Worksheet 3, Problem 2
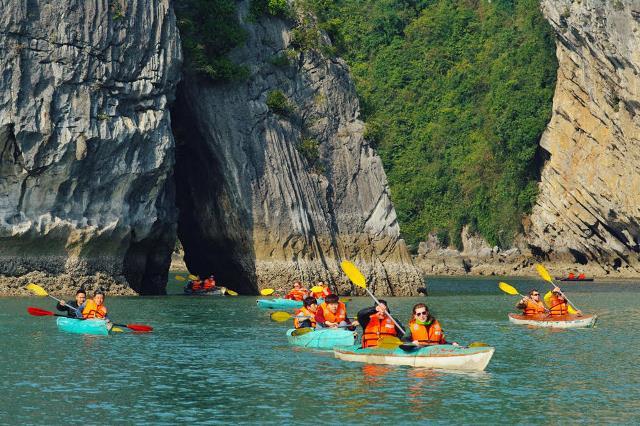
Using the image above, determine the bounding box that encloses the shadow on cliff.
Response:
[170,80,258,294]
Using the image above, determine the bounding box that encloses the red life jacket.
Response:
[362,314,397,348]
[286,288,308,301]
[312,287,332,299]
[408,319,445,345]
[294,307,317,329]
[203,278,216,290]
[191,280,202,291]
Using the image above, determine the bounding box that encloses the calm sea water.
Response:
[1,275,639,424]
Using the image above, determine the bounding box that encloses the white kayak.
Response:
[333,344,495,371]
[508,313,597,328]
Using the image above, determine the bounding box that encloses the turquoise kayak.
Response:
[56,317,109,336]
[256,298,324,310]
[333,344,495,371]
[286,328,356,349]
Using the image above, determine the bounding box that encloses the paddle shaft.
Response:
[547,282,580,312]
[49,295,83,316]
[362,286,406,336]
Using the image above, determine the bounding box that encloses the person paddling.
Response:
[203,275,216,291]
[82,290,112,330]
[56,287,86,319]
[357,300,404,348]
[548,287,581,316]
[315,294,358,330]
[311,281,331,299]
[515,289,548,316]
[293,297,318,329]
[406,303,455,346]
[285,281,309,301]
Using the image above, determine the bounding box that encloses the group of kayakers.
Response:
[57,287,112,327]
[186,275,217,292]
[515,286,581,316]
[284,280,331,301]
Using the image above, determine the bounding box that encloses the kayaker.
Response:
[56,287,86,318]
[568,272,576,280]
[548,287,581,316]
[578,273,586,279]
[316,294,358,330]
[203,275,216,291]
[285,281,309,301]
[407,303,452,346]
[191,279,203,292]
[515,289,548,316]
[82,290,111,322]
[311,281,331,299]
[357,300,405,348]
[293,297,318,329]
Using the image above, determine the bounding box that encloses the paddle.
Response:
[535,264,580,314]
[291,327,314,336]
[28,307,153,332]
[260,288,275,296]
[339,297,352,303]
[340,260,406,336]
[26,283,82,316]
[224,288,238,296]
[188,274,199,281]
[498,282,549,313]
[174,275,186,281]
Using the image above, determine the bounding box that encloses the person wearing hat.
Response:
[357,300,405,348]
[548,287,581,316]
[56,287,86,318]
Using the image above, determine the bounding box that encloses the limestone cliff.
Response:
[527,0,640,275]
[0,0,181,295]
[173,2,423,295]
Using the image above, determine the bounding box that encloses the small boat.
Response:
[555,277,594,282]
[508,313,597,328]
[56,317,110,336]
[286,328,356,349]
[256,298,325,310]
[333,344,495,371]
[183,287,226,296]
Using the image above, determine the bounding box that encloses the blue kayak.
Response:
[286,328,356,349]
[56,317,109,336]
[256,298,324,310]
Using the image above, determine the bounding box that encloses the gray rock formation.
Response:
[173,1,423,295]
[0,0,181,295]
[528,0,640,276]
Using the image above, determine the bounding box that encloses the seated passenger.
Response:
[311,281,332,299]
[191,279,203,292]
[515,289,547,316]
[547,287,581,316]
[357,300,404,348]
[57,287,86,319]
[315,294,358,330]
[407,303,449,346]
[203,275,216,291]
[294,297,318,329]
[285,281,309,301]
[568,272,576,279]
[577,273,586,279]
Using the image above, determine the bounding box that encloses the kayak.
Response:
[56,317,109,336]
[286,328,356,349]
[183,287,226,296]
[508,313,597,328]
[555,277,594,282]
[256,298,324,310]
[333,344,495,371]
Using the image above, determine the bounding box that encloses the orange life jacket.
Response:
[294,306,317,329]
[312,287,332,299]
[362,314,397,348]
[318,302,346,324]
[408,319,445,345]
[568,273,575,279]
[82,299,108,319]
[523,299,547,315]
[286,288,308,301]
[578,273,586,279]
[203,278,216,290]
[191,280,203,291]
[548,295,568,316]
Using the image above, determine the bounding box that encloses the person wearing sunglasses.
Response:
[407,303,450,346]
[516,289,548,316]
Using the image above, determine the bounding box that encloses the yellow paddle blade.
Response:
[377,335,403,349]
[341,260,366,289]
[174,275,186,281]
[468,342,489,348]
[535,264,553,283]
[111,327,124,333]
[225,289,238,296]
[568,305,578,315]
[543,291,552,307]
[25,283,48,297]
[270,311,292,322]
[498,282,519,296]
[188,274,199,281]
[260,288,275,296]
[310,285,324,293]
[339,297,351,303]
[291,327,314,336]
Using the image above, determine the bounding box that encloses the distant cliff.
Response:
[527,0,640,276]
[172,1,423,295]
[0,0,181,294]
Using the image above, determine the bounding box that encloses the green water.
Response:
[2,276,640,424]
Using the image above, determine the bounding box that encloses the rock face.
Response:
[528,0,640,275]
[0,0,181,295]
[173,2,423,295]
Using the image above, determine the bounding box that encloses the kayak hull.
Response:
[183,287,226,296]
[333,345,495,371]
[286,328,356,350]
[555,277,594,282]
[256,298,325,310]
[56,317,109,336]
[508,313,597,328]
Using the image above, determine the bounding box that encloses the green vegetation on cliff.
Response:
[305,0,557,249]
